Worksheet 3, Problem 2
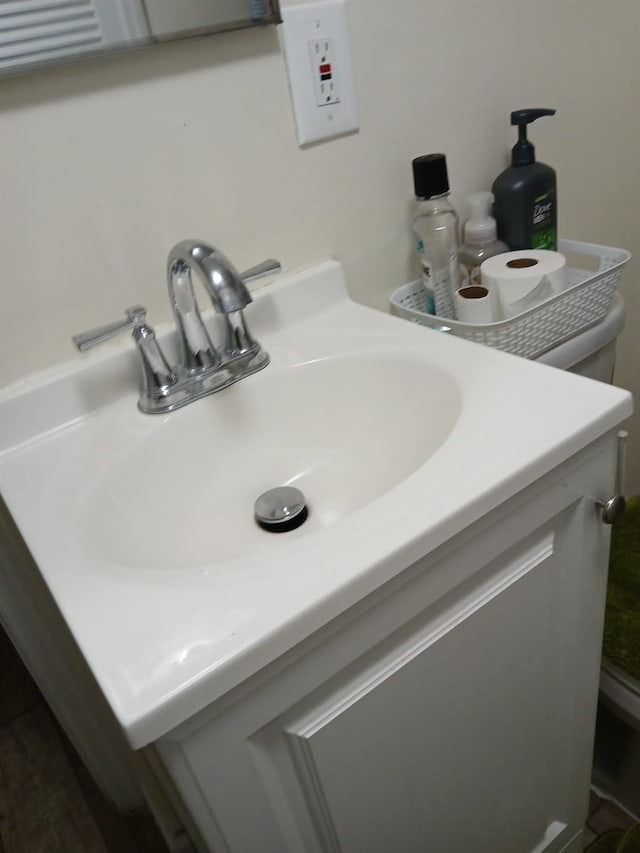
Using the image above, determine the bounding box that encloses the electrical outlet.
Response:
[309,37,340,106]
[280,0,358,146]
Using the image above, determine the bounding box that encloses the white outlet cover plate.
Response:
[280,0,359,146]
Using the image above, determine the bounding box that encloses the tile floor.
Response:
[584,789,639,848]
[0,626,168,853]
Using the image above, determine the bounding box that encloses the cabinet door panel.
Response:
[159,455,613,853]
[260,517,583,853]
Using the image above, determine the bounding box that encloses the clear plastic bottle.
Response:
[458,191,509,288]
[411,154,460,319]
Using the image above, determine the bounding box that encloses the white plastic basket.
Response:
[390,239,631,359]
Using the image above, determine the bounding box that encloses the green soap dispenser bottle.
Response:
[492,108,557,250]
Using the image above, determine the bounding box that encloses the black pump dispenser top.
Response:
[510,108,556,166]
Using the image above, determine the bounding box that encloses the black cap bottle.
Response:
[411,154,460,318]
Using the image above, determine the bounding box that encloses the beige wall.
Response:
[1,0,638,489]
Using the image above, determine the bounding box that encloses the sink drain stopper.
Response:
[254,486,308,532]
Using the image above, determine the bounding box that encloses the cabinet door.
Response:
[158,464,612,853]
[247,503,606,853]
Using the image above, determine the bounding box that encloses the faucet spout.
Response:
[168,239,277,370]
[168,240,252,315]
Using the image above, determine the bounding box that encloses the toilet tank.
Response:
[534,294,625,383]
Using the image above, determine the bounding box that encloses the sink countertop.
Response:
[0,261,633,748]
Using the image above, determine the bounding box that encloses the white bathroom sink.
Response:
[86,353,460,570]
[0,260,632,747]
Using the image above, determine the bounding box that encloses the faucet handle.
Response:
[72,306,178,412]
[239,259,282,284]
[72,305,149,351]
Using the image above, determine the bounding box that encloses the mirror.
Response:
[0,0,282,78]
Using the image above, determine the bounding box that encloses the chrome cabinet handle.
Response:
[597,430,628,525]
[597,495,626,525]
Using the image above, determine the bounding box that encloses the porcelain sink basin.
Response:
[87,352,460,570]
[0,259,631,747]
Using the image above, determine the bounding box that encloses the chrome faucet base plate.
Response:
[138,348,270,414]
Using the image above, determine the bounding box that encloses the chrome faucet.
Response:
[167,241,277,373]
[72,241,280,414]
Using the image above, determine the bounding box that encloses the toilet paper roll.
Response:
[480,250,566,315]
[455,285,497,324]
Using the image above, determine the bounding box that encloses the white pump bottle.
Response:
[458,192,509,288]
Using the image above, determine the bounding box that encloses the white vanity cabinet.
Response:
[153,434,617,853]
[2,260,631,853]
